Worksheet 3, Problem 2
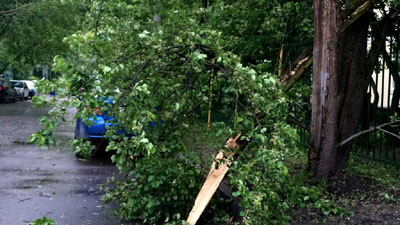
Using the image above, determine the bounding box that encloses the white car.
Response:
[11,80,29,100]
[21,80,36,98]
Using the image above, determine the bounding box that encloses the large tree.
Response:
[307,0,399,177]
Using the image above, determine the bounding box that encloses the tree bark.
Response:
[335,10,397,170]
[335,13,370,170]
[309,6,398,176]
[308,0,339,178]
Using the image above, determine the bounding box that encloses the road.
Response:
[0,100,130,225]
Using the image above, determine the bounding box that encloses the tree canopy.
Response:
[0,0,85,78]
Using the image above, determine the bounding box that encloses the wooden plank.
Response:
[186,133,241,225]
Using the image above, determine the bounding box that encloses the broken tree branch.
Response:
[339,1,374,33]
[280,1,377,92]
[281,48,313,92]
[366,10,398,74]
[186,133,242,225]
[338,120,400,146]
[377,127,400,140]
[340,0,371,19]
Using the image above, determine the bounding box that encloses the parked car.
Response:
[75,112,159,141]
[74,97,158,141]
[11,80,29,100]
[75,113,118,141]
[74,97,124,141]
[0,78,17,103]
[21,80,36,98]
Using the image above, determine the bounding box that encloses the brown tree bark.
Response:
[335,13,370,170]
[309,6,398,176]
[308,0,339,178]
[335,10,397,170]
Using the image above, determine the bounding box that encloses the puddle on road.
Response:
[0,167,23,173]
[14,178,60,189]
[70,187,100,196]
[12,140,34,146]
[15,185,37,189]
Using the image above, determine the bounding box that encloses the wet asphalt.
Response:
[0,99,131,225]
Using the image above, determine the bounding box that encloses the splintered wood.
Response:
[186,133,241,225]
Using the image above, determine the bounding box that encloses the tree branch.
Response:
[0,2,38,16]
[366,10,398,74]
[367,76,379,109]
[340,0,370,19]
[113,59,151,109]
[339,0,375,33]
[286,116,310,132]
[280,47,312,91]
[280,1,378,92]
[377,127,400,140]
[338,120,400,146]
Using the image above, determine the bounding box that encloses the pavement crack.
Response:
[18,197,33,203]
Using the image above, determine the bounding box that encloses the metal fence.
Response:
[351,20,400,165]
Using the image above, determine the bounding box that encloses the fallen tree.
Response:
[27,0,400,224]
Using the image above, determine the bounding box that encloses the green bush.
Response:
[102,153,205,224]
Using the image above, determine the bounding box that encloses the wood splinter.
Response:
[186,133,241,225]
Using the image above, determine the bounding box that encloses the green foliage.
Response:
[102,153,206,224]
[208,0,313,66]
[286,73,312,121]
[0,0,85,77]
[27,0,339,224]
[29,215,55,225]
[29,95,68,147]
[71,138,96,159]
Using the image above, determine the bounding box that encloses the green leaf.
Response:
[232,191,241,197]
[29,134,37,143]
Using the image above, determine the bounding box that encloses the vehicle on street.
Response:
[11,80,29,100]
[74,96,160,142]
[74,97,123,141]
[0,78,17,103]
[21,80,36,98]
[75,113,118,141]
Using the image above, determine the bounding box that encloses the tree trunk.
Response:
[308,0,339,178]
[335,14,370,170]
[335,10,397,170]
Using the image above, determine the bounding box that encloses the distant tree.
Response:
[0,0,85,77]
